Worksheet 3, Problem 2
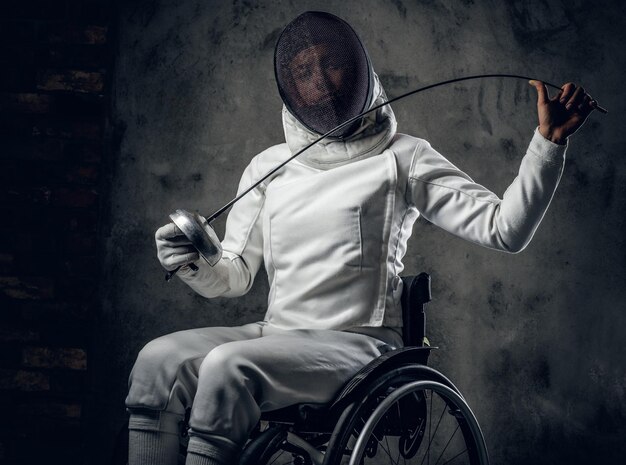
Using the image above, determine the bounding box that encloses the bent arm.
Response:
[409,128,567,253]
[177,158,265,297]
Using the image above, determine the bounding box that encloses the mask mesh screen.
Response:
[274,11,371,138]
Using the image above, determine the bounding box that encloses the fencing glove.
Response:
[155,223,201,271]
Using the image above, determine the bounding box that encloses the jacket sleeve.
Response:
[176,157,265,297]
[408,128,567,253]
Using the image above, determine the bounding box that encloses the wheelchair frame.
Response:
[238,273,490,465]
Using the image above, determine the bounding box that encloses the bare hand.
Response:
[529,80,596,145]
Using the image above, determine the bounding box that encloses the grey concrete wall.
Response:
[87,0,626,463]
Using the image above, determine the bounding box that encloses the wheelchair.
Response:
[236,273,490,465]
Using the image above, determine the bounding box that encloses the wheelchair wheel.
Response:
[250,365,488,465]
[324,370,489,465]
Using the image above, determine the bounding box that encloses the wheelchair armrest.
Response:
[401,273,431,347]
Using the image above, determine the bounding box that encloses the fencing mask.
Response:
[274,11,373,138]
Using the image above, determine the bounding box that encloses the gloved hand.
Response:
[155,223,200,271]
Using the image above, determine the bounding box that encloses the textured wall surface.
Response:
[90,0,626,463]
[0,2,112,464]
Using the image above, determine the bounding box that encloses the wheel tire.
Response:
[323,366,489,465]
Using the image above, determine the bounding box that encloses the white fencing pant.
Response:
[125,321,402,463]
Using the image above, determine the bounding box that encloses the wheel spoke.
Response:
[383,434,394,464]
[419,391,447,465]
[385,418,400,465]
[428,394,450,447]
[439,448,468,465]
[433,423,460,465]
[375,434,398,464]
[429,390,433,465]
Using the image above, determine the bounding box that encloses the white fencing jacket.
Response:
[178,75,567,330]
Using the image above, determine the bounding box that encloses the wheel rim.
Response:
[346,380,489,465]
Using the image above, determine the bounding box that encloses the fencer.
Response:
[125,11,596,465]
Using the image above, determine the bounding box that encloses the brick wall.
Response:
[0,2,113,463]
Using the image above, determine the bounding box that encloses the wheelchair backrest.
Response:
[400,273,431,347]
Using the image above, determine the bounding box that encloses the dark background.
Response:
[1,1,625,464]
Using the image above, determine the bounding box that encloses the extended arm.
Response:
[409,130,565,253]
[408,81,596,252]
